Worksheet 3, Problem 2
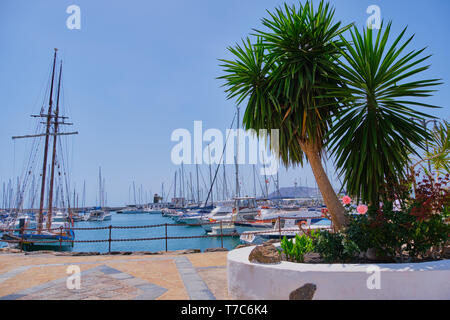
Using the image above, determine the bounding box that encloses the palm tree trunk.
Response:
[298,138,348,230]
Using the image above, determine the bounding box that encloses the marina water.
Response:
[0,212,241,253]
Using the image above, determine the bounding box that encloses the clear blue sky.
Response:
[0,0,448,206]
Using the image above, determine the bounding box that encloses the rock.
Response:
[303,252,323,263]
[0,248,22,254]
[289,283,317,300]
[174,249,201,255]
[365,248,390,261]
[54,252,100,256]
[444,245,450,260]
[204,247,229,253]
[24,250,56,255]
[130,251,161,255]
[263,239,280,245]
[365,248,379,260]
[235,244,253,249]
[248,244,281,264]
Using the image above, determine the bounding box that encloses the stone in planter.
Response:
[263,239,280,245]
[204,248,229,253]
[289,283,317,300]
[248,244,281,264]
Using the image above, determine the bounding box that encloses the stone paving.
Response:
[0,250,231,300]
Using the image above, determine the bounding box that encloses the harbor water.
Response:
[1,212,241,253]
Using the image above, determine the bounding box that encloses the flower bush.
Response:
[313,230,359,263]
[345,174,449,260]
[277,173,448,263]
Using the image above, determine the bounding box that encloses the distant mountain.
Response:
[268,186,321,199]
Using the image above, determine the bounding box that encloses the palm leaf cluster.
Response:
[219,1,351,166]
[324,22,441,204]
[426,120,450,178]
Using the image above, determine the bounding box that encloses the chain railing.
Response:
[0,215,331,253]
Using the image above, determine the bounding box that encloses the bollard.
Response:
[220,220,223,248]
[59,226,63,251]
[165,223,168,252]
[20,227,24,252]
[108,225,112,254]
[278,216,281,242]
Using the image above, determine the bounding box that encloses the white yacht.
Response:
[239,218,332,245]
[86,210,112,222]
[201,197,259,233]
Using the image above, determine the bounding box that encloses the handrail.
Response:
[0,216,331,253]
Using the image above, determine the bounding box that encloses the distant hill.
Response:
[268,186,321,199]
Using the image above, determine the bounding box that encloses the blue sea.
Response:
[1,212,241,253]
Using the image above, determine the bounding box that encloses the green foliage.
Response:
[425,120,450,178]
[346,175,449,260]
[323,22,441,205]
[281,234,314,262]
[313,230,359,263]
[219,0,351,166]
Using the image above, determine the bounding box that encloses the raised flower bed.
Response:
[227,244,450,300]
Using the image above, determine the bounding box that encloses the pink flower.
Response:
[357,205,368,214]
[342,196,352,205]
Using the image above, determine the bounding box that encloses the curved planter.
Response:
[228,245,450,300]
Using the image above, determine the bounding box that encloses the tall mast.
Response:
[181,162,185,201]
[38,48,57,233]
[46,60,62,229]
[253,164,257,198]
[82,180,86,208]
[208,144,213,206]
[196,162,200,204]
[223,160,227,200]
[235,106,240,198]
[99,167,102,207]
[174,171,177,201]
[262,152,268,198]
[189,172,193,203]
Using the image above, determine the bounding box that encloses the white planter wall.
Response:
[228,245,450,300]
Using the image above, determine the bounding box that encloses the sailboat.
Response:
[1,49,76,251]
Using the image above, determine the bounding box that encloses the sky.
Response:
[0,0,449,207]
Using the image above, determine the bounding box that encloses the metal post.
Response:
[165,223,168,252]
[220,220,223,248]
[20,227,24,252]
[59,226,63,251]
[278,216,281,242]
[108,225,112,254]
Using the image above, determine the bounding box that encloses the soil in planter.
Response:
[280,252,448,264]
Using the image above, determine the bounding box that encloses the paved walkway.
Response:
[0,251,231,300]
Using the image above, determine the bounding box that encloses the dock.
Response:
[0,249,231,300]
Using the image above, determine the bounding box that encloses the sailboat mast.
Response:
[208,145,213,206]
[223,160,227,200]
[46,60,62,229]
[99,167,102,207]
[253,164,256,198]
[133,181,136,206]
[174,172,177,201]
[196,162,200,204]
[235,106,240,198]
[38,48,57,233]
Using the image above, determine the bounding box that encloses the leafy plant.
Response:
[313,230,359,263]
[281,234,315,262]
[346,174,449,260]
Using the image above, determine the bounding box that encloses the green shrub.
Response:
[280,234,314,262]
[313,230,359,263]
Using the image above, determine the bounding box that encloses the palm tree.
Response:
[324,22,441,206]
[411,120,449,181]
[219,1,352,229]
